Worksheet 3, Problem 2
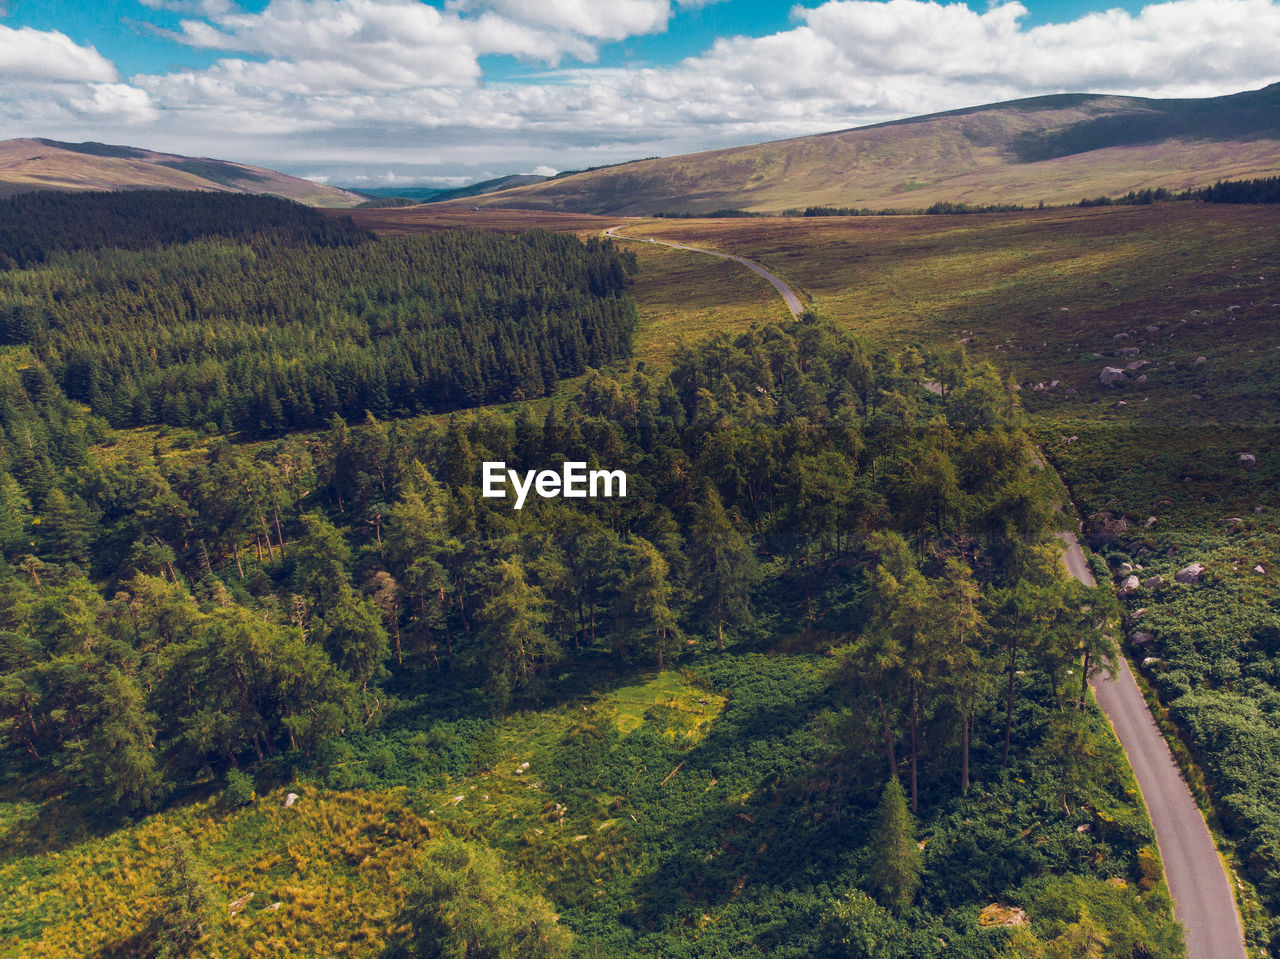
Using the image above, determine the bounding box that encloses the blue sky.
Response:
[1,0,1276,186]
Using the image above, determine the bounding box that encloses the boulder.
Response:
[1118,562,1134,574]
[1142,657,1161,668]
[1195,356,1207,365]
[1142,576,1164,590]
[978,904,1030,928]
[1256,565,1266,575]
[1144,516,1158,528]
[1117,346,1141,357]
[283,792,300,809]
[1119,575,1141,596]
[1126,608,1147,626]
[1175,563,1206,584]
[1239,453,1257,469]
[1125,359,1149,371]
[1131,631,1156,646]
[1100,367,1127,387]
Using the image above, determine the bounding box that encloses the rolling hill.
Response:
[447,83,1280,215]
[0,137,363,208]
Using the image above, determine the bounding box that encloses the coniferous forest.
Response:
[0,192,1186,957]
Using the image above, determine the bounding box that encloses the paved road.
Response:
[1057,529,1245,959]
[604,226,804,317]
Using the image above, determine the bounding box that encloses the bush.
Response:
[224,770,255,807]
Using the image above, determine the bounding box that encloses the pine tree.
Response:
[865,777,921,913]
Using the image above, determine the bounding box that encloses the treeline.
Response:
[651,209,767,218]
[0,190,372,269]
[0,314,1112,818]
[798,202,1034,217]
[0,227,638,435]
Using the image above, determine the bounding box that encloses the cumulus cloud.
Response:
[0,24,119,82]
[5,0,1279,179]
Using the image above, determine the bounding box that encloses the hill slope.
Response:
[0,138,363,208]
[451,83,1280,214]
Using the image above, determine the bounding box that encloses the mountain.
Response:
[0,138,363,208]
[447,83,1280,215]
[350,173,551,205]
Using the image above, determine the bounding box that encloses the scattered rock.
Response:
[1113,332,1129,340]
[1119,563,1134,574]
[1195,356,1207,365]
[1076,823,1092,833]
[1131,631,1156,646]
[283,792,300,809]
[229,892,254,916]
[1228,305,1241,312]
[1256,565,1266,575]
[1221,517,1244,528]
[1175,563,1206,584]
[1255,506,1266,513]
[979,904,1030,928]
[1126,609,1147,626]
[1100,367,1127,387]
[1117,346,1141,357]
[1136,374,1148,384]
[1191,394,1202,400]
[1142,576,1164,590]
[1142,657,1161,668]
[268,902,282,912]
[1144,516,1158,528]
[1239,453,1257,469]
[1119,575,1141,596]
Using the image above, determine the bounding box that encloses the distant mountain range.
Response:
[5,83,1278,215]
[448,83,1280,214]
[0,138,363,208]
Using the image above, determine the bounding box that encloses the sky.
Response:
[1,0,1278,188]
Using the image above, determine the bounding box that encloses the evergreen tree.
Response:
[865,777,921,913]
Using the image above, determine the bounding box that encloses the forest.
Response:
[0,193,1182,957]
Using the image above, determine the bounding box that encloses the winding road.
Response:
[603,226,804,317]
[612,223,1247,959]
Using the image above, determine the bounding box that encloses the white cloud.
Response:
[5,0,1279,181]
[0,24,118,82]
[530,164,559,176]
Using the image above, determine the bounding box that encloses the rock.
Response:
[1086,512,1129,548]
[1142,576,1164,590]
[1136,374,1148,383]
[978,904,1030,928]
[1131,631,1156,646]
[1228,305,1241,312]
[1256,565,1266,575]
[1119,575,1141,596]
[1114,332,1129,340]
[283,792,300,809]
[1255,506,1266,513]
[1239,453,1257,469]
[1195,356,1207,365]
[1050,380,1060,388]
[229,892,255,916]
[268,902,282,912]
[1118,562,1134,574]
[1126,608,1147,626]
[1221,517,1243,527]
[1077,823,1092,833]
[1144,516,1158,528]
[1117,346,1141,357]
[1124,360,1148,371]
[1142,657,1161,668]
[1100,367,1127,387]
[1175,563,1206,584]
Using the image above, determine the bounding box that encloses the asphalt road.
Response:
[613,224,1245,956]
[603,227,804,317]
[1057,530,1245,959]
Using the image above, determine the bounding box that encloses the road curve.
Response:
[1058,529,1245,959]
[604,226,804,318]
